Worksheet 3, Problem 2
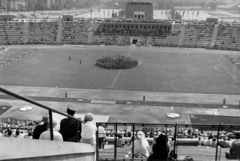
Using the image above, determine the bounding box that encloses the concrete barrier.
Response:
[0,137,95,161]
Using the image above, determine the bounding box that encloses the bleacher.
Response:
[182,25,198,47]
[61,21,93,44]
[0,21,240,51]
[196,25,214,48]
[228,27,240,50]
[216,26,233,49]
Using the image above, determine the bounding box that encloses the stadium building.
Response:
[125,2,153,20]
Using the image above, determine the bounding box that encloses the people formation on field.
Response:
[96,55,138,69]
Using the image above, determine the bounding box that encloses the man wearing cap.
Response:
[60,105,82,142]
[40,119,63,141]
[33,116,49,139]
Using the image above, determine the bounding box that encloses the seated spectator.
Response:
[125,131,150,158]
[226,140,240,159]
[199,137,207,146]
[117,135,125,147]
[221,137,231,148]
[60,105,82,142]
[33,116,49,139]
[39,119,63,141]
[232,140,240,160]
[205,137,212,147]
[5,129,12,137]
[24,131,33,139]
[80,113,97,145]
[147,134,170,161]
[212,137,217,148]
[14,129,21,138]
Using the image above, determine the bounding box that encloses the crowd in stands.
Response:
[29,22,58,44]
[0,20,240,50]
[94,27,170,37]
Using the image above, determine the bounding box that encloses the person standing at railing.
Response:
[60,105,82,142]
[98,125,106,149]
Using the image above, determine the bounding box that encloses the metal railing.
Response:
[0,87,80,141]
[96,122,240,161]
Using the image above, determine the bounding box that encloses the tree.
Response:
[201,2,205,9]
[208,0,218,10]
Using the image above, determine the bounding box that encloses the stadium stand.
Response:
[196,24,214,48]
[0,21,240,50]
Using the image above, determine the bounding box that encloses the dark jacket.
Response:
[60,118,81,142]
[32,123,48,139]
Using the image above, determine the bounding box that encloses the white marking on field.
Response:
[217,59,238,82]
[111,52,131,88]
[0,106,14,118]
[214,64,226,73]
[3,53,44,74]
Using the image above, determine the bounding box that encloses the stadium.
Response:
[1,0,240,161]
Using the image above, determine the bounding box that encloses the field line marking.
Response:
[127,52,131,57]
[217,59,238,82]
[0,105,14,118]
[111,52,131,88]
[3,52,44,74]
[111,70,122,88]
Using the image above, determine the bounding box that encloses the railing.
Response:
[0,87,80,141]
[96,122,240,161]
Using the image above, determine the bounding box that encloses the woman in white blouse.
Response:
[80,113,97,145]
[125,131,150,158]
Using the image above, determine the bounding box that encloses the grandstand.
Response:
[0,20,240,49]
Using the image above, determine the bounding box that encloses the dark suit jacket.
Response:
[60,118,81,142]
[32,123,49,139]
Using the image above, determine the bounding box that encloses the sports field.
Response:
[1,45,240,95]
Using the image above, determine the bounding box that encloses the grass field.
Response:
[1,45,240,95]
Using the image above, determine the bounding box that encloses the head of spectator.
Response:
[42,116,49,125]
[15,129,20,137]
[67,104,75,116]
[148,134,170,161]
[231,140,240,160]
[84,113,93,122]
[7,129,12,137]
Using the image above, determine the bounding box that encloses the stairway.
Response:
[210,25,219,47]
[23,23,29,44]
[56,21,63,43]
[178,25,185,46]
[88,32,94,43]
